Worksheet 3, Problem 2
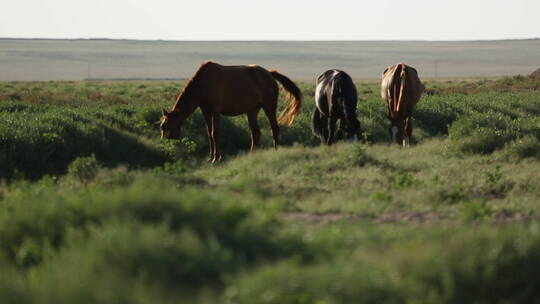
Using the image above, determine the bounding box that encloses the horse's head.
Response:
[159,109,183,139]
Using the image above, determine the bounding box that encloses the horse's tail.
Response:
[270,70,303,126]
[312,108,324,139]
[395,63,407,112]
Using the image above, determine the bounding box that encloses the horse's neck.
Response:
[173,95,198,113]
[172,83,200,115]
[171,98,198,122]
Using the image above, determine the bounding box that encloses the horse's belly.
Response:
[220,105,257,116]
[218,99,260,116]
[221,110,245,116]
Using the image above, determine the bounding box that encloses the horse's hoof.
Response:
[212,156,222,164]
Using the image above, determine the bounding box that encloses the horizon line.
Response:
[1,37,539,43]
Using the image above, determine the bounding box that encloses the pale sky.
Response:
[1,0,539,40]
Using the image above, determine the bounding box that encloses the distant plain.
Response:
[1,39,539,81]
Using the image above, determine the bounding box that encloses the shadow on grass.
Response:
[1,124,168,181]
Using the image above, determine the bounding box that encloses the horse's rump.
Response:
[381,63,423,119]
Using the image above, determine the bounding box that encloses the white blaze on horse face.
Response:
[391,126,398,143]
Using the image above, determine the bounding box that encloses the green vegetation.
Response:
[1,76,539,303]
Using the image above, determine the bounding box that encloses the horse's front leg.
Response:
[211,113,221,163]
[201,108,214,162]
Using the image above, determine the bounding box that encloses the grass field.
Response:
[1,39,540,80]
[1,75,540,303]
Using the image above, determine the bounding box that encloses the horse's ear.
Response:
[162,108,168,116]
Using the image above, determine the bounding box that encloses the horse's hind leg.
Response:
[211,113,221,163]
[320,115,329,144]
[404,116,412,147]
[336,119,345,141]
[263,108,280,149]
[201,108,214,162]
[247,110,261,151]
[327,116,338,145]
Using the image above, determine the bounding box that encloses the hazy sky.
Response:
[2,0,539,40]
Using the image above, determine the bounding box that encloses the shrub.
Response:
[0,102,167,179]
[460,200,493,221]
[224,259,403,304]
[505,136,540,159]
[67,155,101,182]
[389,170,420,189]
[225,225,540,304]
[449,111,517,154]
[0,180,306,268]
[447,93,540,155]
[414,95,461,136]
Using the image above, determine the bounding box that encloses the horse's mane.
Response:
[171,61,213,112]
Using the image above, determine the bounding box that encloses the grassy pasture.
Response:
[0,76,540,303]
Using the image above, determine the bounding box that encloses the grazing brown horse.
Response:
[160,61,302,163]
[381,63,424,147]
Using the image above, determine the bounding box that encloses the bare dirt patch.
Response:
[493,210,532,222]
[281,211,445,225]
[281,210,534,225]
[373,211,445,224]
[280,212,363,225]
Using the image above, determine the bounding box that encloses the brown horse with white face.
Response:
[381,63,424,147]
[160,61,302,163]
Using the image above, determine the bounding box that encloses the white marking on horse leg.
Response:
[391,126,398,143]
[403,137,409,147]
[353,134,358,142]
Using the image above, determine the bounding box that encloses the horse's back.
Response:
[202,63,274,91]
[223,64,276,99]
[197,62,278,115]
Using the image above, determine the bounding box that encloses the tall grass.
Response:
[1,77,540,303]
[2,77,540,179]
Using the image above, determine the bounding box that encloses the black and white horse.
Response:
[312,69,362,145]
